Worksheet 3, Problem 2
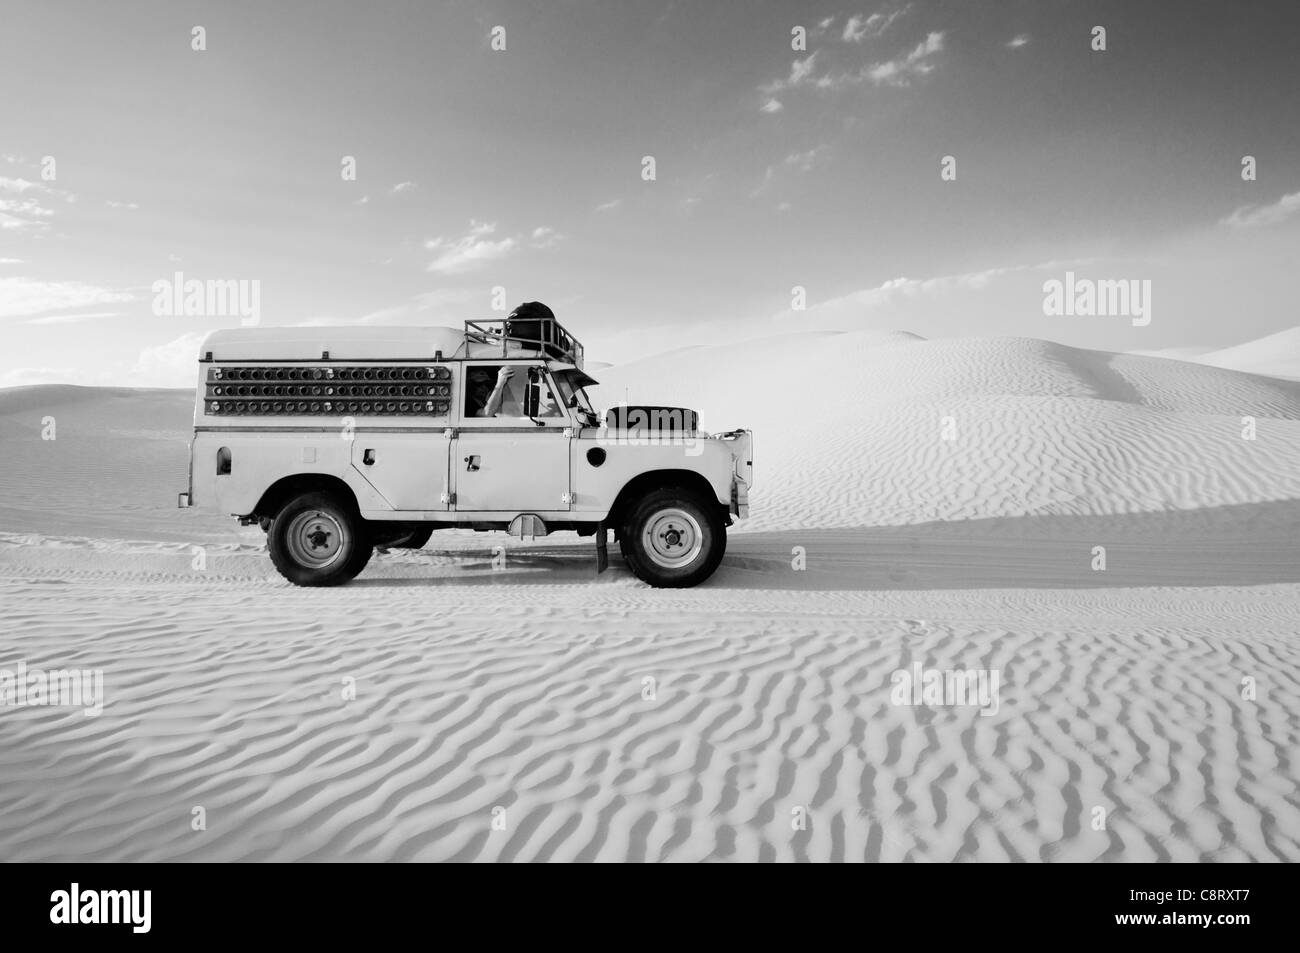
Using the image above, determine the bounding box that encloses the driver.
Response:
[467,366,519,417]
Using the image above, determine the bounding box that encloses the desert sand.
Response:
[1,329,1298,861]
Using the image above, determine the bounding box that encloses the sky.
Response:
[1,0,1299,386]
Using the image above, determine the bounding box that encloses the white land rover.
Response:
[178,317,752,588]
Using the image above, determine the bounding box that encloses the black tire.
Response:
[268,491,372,586]
[618,487,726,588]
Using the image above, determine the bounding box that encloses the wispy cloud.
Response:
[784,145,830,172]
[425,220,517,274]
[0,276,135,320]
[24,311,123,325]
[0,177,39,194]
[0,198,56,222]
[867,31,945,86]
[105,200,140,210]
[1006,34,1031,49]
[0,176,76,229]
[594,198,622,213]
[760,52,819,95]
[783,258,1099,325]
[825,265,1024,309]
[0,176,74,201]
[843,6,911,43]
[758,27,945,104]
[752,146,831,198]
[530,225,562,249]
[1220,190,1300,228]
[132,332,207,388]
[842,15,872,43]
[324,287,484,326]
[389,181,417,195]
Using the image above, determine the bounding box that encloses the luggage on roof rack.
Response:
[464,310,584,368]
[505,301,554,351]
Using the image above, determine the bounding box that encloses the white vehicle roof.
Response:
[199,326,568,363]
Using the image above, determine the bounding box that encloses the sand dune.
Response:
[2,330,1298,861]
[595,332,1300,531]
[0,386,230,542]
[1193,326,1300,381]
[1133,326,1300,381]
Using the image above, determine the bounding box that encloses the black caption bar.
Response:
[0,863,1287,942]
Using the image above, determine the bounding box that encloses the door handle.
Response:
[464,454,481,472]
[362,448,376,466]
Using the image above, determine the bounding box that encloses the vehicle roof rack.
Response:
[463,317,585,369]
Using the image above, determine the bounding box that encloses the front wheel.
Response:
[619,488,726,588]
[268,492,372,586]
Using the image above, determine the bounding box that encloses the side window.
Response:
[465,365,498,418]
[464,365,528,419]
[464,364,567,422]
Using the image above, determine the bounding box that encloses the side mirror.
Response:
[524,368,541,418]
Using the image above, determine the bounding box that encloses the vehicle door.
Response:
[453,362,572,512]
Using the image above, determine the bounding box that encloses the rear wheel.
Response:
[619,487,726,588]
[268,492,372,586]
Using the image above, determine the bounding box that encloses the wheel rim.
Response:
[641,507,704,570]
[285,510,348,569]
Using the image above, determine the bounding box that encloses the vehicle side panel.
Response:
[351,433,451,510]
[568,433,733,514]
[191,431,389,515]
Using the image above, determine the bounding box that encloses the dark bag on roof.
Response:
[506,301,556,349]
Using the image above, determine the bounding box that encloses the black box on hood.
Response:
[606,405,699,432]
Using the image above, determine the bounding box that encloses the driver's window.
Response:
[464,365,519,418]
[463,364,565,423]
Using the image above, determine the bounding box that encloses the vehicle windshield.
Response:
[552,370,599,425]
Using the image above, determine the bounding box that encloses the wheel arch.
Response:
[607,469,728,530]
[253,473,361,521]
